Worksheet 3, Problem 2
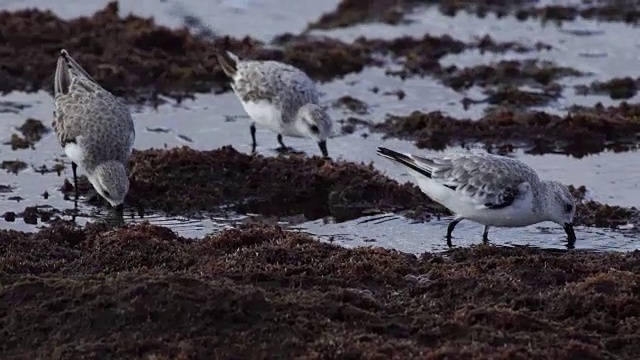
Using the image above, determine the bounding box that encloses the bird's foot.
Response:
[274,146,303,155]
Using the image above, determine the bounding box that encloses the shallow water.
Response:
[0,0,341,43]
[0,0,638,252]
[294,213,637,254]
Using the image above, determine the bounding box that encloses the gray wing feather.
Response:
[233,60,319,122]
[414,153,539,207]
[53,51,135,163]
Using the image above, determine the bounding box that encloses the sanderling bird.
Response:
[376,147,577,246]
[216,50,332,157]
[53,49,135,214]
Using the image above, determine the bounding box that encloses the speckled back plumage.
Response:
[231,60,321,123]
[53,51,135,171]
[413,152,543,207]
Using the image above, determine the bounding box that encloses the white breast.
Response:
[415,173,540,228]
[63,137,86,165]
[241,99,301,136]
[241,100,282,130]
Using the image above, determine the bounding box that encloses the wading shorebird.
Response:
[216,49,332,157]
[53,49,135,215]
[377,147,577,247]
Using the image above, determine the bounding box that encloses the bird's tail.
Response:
[376,147,415,166]
[216,49,239,78]
[54,49,99,96]
[376,147,434,179]
[54,50,72,96]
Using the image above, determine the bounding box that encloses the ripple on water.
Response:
[294,213,638,254]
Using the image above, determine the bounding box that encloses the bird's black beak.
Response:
[563,222,576,242]
[115,203,124,217]
[318,140,329,158]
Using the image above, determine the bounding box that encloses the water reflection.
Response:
[50,197,247,238]
[89,205,126,228]
[294,213,636,254]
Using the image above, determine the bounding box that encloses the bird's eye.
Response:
[103,191,111,197]
[310,125,319,133]
[565,203,573,213]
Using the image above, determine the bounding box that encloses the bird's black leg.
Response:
[277,134,286,149]
[275,134,294,154]
[446,218,462,247]
[250,123,257,153]
[482,225,490,243]
[115,203,124,218]
[71,196,79,223]
[71,162,79,200]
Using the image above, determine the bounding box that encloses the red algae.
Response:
[373,102,640,158]
[308,0,640,30]
[1,223,640,358]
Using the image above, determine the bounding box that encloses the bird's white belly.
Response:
[241,99,301,136]
[465,202,539,227]
[64,141,85,165]
[415,175,540,228]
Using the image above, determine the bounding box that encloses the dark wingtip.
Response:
[54,50,72,96]
[215,49,237,77]
[376,147,434,179]
[376,147,405,160]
